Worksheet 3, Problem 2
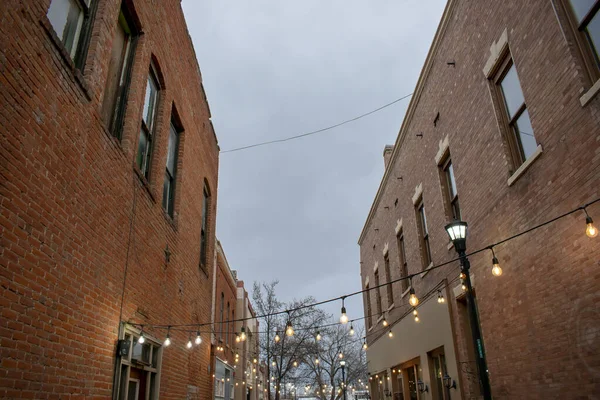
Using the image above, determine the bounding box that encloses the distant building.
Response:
[359,0,600,399]
[213,242,238,400]
[0,0,219,398]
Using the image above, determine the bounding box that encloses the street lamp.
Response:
[340,360,347,400]
[445,220,492,400]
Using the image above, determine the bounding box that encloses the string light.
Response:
[491,247,503,277]
[195,331,202,345]
[382,318,388,327]
[235,333,241,343]
[272,361,276,367]
[349,324,355,336]
[285,320,294,337]
[274,331,280,343]
[293,360,298,367]
[437,290,445,303]
[253,358,257,364]
[584,208,598,238]
[340,297,349,324]
[316,331,322,341]
[186,336,192,349]
[138,329,145,344]
[339,352,344,359]
[388,330,393,338]
[413,309,420,322]
[315,357,320,364]
[409,283,419,307]
[240,327,247,341]
[164,327,171,347]
[362,340,368,350]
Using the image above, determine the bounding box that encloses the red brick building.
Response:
[1,0,219,398]
[359,0,600,399]
[212,241,238,400]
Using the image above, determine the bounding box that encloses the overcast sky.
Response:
[182,0,447,326]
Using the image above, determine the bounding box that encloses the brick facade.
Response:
[359,0,600,399]
[1,0,219,398]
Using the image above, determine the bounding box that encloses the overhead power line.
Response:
[220,93,414,153]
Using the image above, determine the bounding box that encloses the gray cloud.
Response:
[182,0,447,322]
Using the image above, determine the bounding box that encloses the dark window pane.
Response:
[499,64,525,119]
[166,125,178,173]
[514,109,537,159]
[586,11,600,63]
[569,0,597,23]
[47,0,84,58]
[136,130,147,171]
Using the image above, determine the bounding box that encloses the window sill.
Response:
[199,263,209,278]
[163,210,178,231]
[39,17,92,101]
[507,144,543,186]
[421,262,435,277]
[134,167,157,203]
[580,78,600,107]
[401,287,411,298]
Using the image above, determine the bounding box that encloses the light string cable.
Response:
[220,93,414,153]
[129,197,599,332]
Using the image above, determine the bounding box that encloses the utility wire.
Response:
[130,197,599,330]
[220,93,414,153]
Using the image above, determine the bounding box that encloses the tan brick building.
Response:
[358,0,600,399]
[1,0,219,398]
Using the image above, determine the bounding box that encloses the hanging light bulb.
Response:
[461,282,467,292]
[492,258,502,277]
[414,314,420,322]
[460,272,466,280]
[409,286,419,307]
[382,318,388,327]
[285,320,294,337]
[253,358,257,364]
[339,352,344,359]
[293,360,298,367]
[195,331,202,345]
[240,327,247,341]
[362,340,368,350]
[349,324,355,336]
[585,211,598,238]
[274,331,280,343]
[413,308,418,316]
[187,338,193,349]
[388,330,393,338]
[315,357,320,364]
[316,331,322,341]
[339,297,349,324]
[437,290,445,303]
[235,333,241,343]
[272,360,276,367]
[138,329,145,344]
[164,327,171,347]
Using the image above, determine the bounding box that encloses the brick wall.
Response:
[0,0,219,398]
[359,0,600,398]
[214,242,239,372]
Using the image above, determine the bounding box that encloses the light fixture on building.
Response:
[443,374,457,389]
[491,247,503,276]
[339,297,349,324]
[585,208,598,238]
[195,331,202,345]
[285,320,294,337]
[164,327,171,347]
[417,380,428,393]
[316,331,322,341]
[349,324,355,336]
[409,285,419,307]
[437,290,445,303]
[240,327,247,341]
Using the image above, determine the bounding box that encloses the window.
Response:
[136,66,161,178]
[564,0,600,80]
[416,199,432,268]
[101,6,137,137]
[429,347,451,400]
[115,328,162,400]
[220,292,224,342]
[365,284,373,328]
[200,185,210,268]
[440,156,460,221]
[494,58,538,169]
[374,270,383,317]
[231,310,235,348]
[384,254,393,307]
[47,0,95,66]
[226,302,230,346]
[162,121,179,216]
[396,230,409,292]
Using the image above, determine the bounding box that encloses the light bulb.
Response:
[414,315,420,322]
[272,361,276,367]
[413,309,418,316]
[138,333,145,344]
[187,339,192,349]
[236,335,240,343]
[491,256,503,276]
[460,272,466,280]
[293,361,298,367]
[437,290,445,303]
[340,306,349,324]
[362,341,368,350]
[253,358,257,364]
[315,358,320,364]
[195,332,201,345]
[316,332,322,341]
[388,330,393,338]
[285,321,294,337]
[409,288,419,307]
[240,328,247,341]
[349,325,355,336]
[461,284,467,292]
[339,352,344,359]
[382,318,388,327]
[586,216,598,238]
[164,336,171,346]
[274,333,280,342]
